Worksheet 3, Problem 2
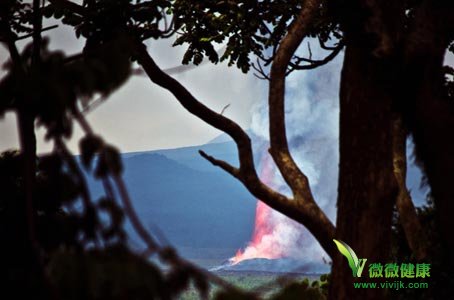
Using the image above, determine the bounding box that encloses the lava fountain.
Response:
[230,154,286,264]
[230,49,342,266]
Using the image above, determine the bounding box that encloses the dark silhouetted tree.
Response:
[1,0,453,299]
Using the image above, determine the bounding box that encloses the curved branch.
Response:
[134,39,336,258]
[72,108,245,293]
[52,0,337,259]
[268,0,319,199]
[56,139,93,210]
[134,42,257,175]
[287,41,344,75]
[251,58,270,80]
[318,35,339,51]
[48,0,87,16]
[268,0,336,255]
[112,175,159,253]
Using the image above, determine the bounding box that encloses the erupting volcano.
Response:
[228,54,341,267]
[230,201,279,264]
[230,154,291,264]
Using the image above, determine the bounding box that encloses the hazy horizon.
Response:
[0,21,264,154]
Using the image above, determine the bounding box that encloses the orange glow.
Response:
[230,154,283,264]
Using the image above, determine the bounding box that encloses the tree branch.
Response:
[251,58,270,80]
[112,175,159,253]
[16,25,58,41]
[47,0,87,16]
[199,150,240,178]
[287,41,344,75]
[401,0,454,261]
[134,38,337,258]
[32,0,43,66]
[72,107,246,293]
[268,0,320,197]
[267,0,336,255]
[318,36,338,51]
[392,117,426,260]
[55,139,93,210]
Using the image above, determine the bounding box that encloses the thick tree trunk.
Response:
[329,44,398,300]
[403,39,454,267]
[392,116,426,260]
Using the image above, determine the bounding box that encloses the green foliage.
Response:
[42,0,171,42]
[0,0,34,37]
[1,2,208,297]
[172,0,339,72]
[270,275,329,300]
[0,145,214,299]
[0,36,132,138]
[0,1,342,299]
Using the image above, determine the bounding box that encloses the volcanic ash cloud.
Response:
[232,50,342,265]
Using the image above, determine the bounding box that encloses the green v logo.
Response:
[333,239,368,278]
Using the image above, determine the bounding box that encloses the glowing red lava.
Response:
[230,154,282,264]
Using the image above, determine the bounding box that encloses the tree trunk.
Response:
[392,116,426,260]
[329,44,398,300]
[402,37,454,267]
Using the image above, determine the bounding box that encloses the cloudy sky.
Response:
[0,22,266,154]
[2,17,453,157]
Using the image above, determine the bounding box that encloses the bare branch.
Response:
[72,108,94,135]
[55,139,93,210]
[81,95,108,114]
[318,35,339,51]
[15,25,58,41]
[268,0,320,197]
[251,58,270,80]
[199,150,240,178]
[286,41,344,75]
[134,39,337,258]
[307,41,313,60]
[32,0,43,66]
[71,107,251,293]
[220,103,231,115]
[256,52,274,65]
[267,0,336,255]
[72,107,159,252]
[112,175,159,253]
[134,42,257,173]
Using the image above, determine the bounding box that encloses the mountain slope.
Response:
[86,149,256,256]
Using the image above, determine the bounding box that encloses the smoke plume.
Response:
[231,46,343,265]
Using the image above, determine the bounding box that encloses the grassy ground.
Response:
[179,271,321,300]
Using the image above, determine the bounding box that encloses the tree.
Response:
[166,1,454,298]
[1,0,453,299]
[0,1,249,299]
[135,0,454,298]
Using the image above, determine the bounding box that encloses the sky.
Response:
[0,22,266,154]
[2,16,453,155]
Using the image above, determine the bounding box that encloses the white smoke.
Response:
[246,44,343,263]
